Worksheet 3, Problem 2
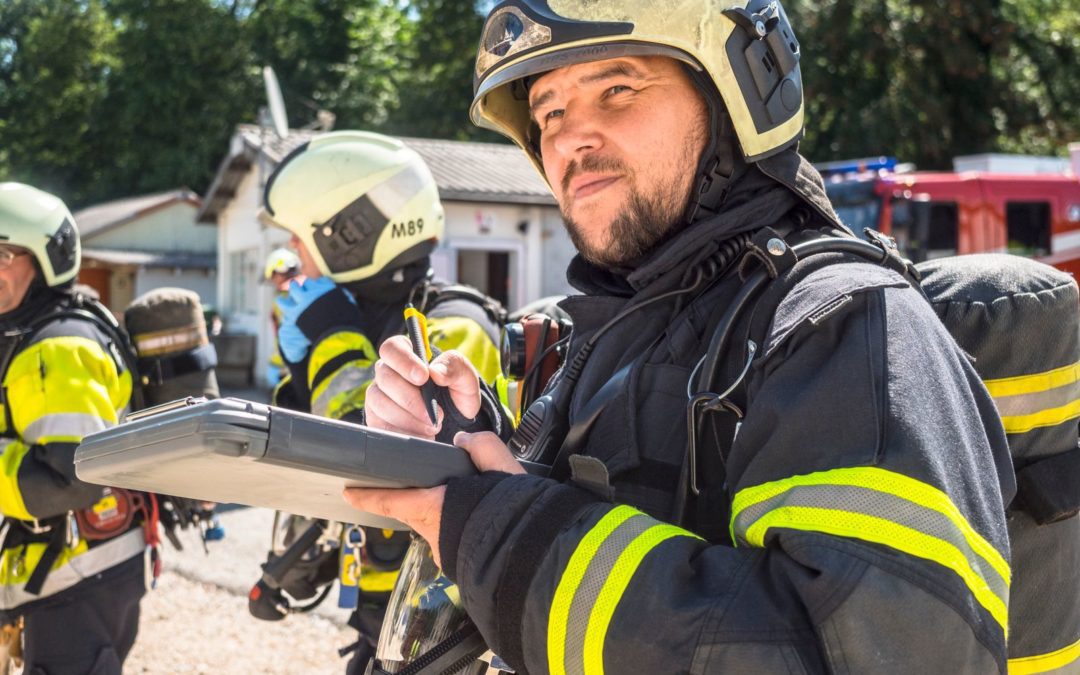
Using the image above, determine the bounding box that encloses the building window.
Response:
[892,200,958,262]
[228,249,259,313]
[1006,201,1051,257]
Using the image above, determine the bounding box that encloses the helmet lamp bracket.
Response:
[46,218,78,281]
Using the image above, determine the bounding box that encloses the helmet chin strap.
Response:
[683,68,748,226]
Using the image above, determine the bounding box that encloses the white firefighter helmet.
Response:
[260,131,445,284]
[470,0,805,177]
[263,247,301,281]
[0,182,80,287]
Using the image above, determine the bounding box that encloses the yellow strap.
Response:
[984,362,1080,398]
[1009,636,1080,675]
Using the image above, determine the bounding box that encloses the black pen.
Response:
[403,304,439,426]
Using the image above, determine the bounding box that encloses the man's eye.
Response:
[606,85,632,96]
[544,109,564,122]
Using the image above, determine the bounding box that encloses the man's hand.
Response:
[365,335,483,439]
[343,431,525,567]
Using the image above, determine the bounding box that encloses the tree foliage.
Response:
[789,0,1080,167]
[0,0,115,203]
[0,0,1076,207]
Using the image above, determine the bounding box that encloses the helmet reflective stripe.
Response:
[0,183,80,287]
[471,0,805,180]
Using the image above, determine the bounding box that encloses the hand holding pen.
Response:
[404,304,440,426]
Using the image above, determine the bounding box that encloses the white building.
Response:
[197,125,573,386]
[73,189,217,317]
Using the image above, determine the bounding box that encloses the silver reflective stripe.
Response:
[22,413,110,444]
[993,379,1080,418]
[732,482,1009,616]
[562,513,654,675]
[367,164,427,221]
[0,529,144,610]
[312,363,375,417]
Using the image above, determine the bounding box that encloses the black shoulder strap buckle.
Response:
[739,227,799,280]
[863,228,921,282]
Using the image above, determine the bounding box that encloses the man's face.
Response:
[289,235,323,279]
[528,55,708,269]
[0,245,38,315]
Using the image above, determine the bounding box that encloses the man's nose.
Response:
[550,106,603,158]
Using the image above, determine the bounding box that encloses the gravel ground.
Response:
[124,506,359,674]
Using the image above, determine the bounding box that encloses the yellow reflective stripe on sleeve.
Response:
[549,506,637,675]
[311,361,375,419]
[985,362,1080,434]
[1009,636,1080,675]
[731,467,1010,633]
[23,413,109,444]
[307,331,376,390]
[548,505,703,675]
[581,524,691,675]
[0,439,33,520]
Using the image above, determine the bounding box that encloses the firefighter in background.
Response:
[0,183,146,674]
[263,247,303,387]
[258,131,509,673]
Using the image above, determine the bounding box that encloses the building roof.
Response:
[73,189,202,238]
[197,125,556,224]
[81,247,216,270]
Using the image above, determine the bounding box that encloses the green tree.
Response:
[92,0,257,204]
[387,0,499,141]
[789,0,1080,166]
[247,0,408,131]
[0,0,115,203]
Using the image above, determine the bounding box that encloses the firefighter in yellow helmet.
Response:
[350,2,1015,674]
[0,183,147,674]
[263,247,303,387]
[255,131,512,673]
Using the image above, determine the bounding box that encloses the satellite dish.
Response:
[262,66,289,140]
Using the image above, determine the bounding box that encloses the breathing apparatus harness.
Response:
[0,291,220,597]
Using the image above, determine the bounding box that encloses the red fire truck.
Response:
[822,155,1080,276]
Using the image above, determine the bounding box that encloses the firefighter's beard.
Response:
[559,155,694,271]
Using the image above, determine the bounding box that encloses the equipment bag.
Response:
[689,230,1080,669]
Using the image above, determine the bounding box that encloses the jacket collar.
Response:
[566,153,838,297]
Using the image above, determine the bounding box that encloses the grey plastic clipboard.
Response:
[74,397,532,529]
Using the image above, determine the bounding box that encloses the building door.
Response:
[456,250,511,308]
[78,267,111,307]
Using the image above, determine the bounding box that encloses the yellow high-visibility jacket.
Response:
[0,312,144,611]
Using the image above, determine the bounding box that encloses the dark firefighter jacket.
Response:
[436,163,1015,674]
[0,296,144,612]
[276,277,508,595]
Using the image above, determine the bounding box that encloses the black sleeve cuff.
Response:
[439,471,511,580]
[295,287,362,343]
